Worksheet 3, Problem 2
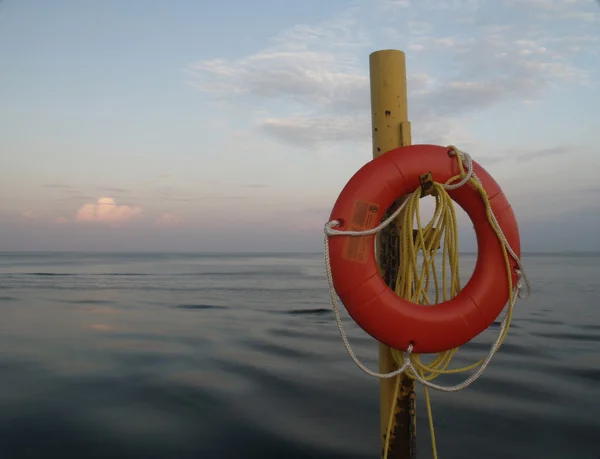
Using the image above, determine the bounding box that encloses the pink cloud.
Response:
[155,212,183,227]
[21,210,37,219]
[76,197,142,223]
[54,217,69,224]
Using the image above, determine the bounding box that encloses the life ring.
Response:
[327,144,521,354]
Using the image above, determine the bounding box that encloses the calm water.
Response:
[0,252,599,459]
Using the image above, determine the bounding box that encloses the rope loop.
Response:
[323,145,531,459]
[323,145,529,384]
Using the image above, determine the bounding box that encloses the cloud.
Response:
[187,0,596,150]
[55,195,95,202]
[161,197,194,203]
[259,115,370,148]
[244,184,269,188]
[54,217,69,224]
[154,212,182,227]
[405,30,592,120]
[507,0,600,21]
[548,34,600,50]
[380,0,411,9]
[516,145,566,162]
[475,144,584,166]
[75,197,142,223]
[42,184,73,190]
[99,186,129,193]
[189,51,369,113]
[21,210,37,219]
[186,6,371,120]
[410,114,474,146]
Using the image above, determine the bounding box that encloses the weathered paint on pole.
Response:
[369,49,416,459]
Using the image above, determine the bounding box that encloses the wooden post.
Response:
[369,49,416,458]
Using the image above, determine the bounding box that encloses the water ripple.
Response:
[287,307,331,315]
[0,252,599,459]
[172,304,228,310]
[531,331,600,342]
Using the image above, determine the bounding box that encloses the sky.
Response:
[0,0,599,253]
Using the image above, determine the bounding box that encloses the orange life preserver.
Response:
[327,144,521,354]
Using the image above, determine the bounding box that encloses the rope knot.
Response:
[447,145,458,157]
[324,220,342,236]
[419,172,435,197]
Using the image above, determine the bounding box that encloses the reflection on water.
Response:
[0,252,599,458]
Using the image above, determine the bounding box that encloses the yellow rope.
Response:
[382,148,517,459]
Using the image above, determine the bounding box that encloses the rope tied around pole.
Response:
[323,146,531,459]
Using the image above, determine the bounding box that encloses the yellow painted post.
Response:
[369,49,416,458]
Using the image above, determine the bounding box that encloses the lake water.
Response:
[0,252,599,459]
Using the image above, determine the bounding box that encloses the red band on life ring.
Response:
[327,144,521,354]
